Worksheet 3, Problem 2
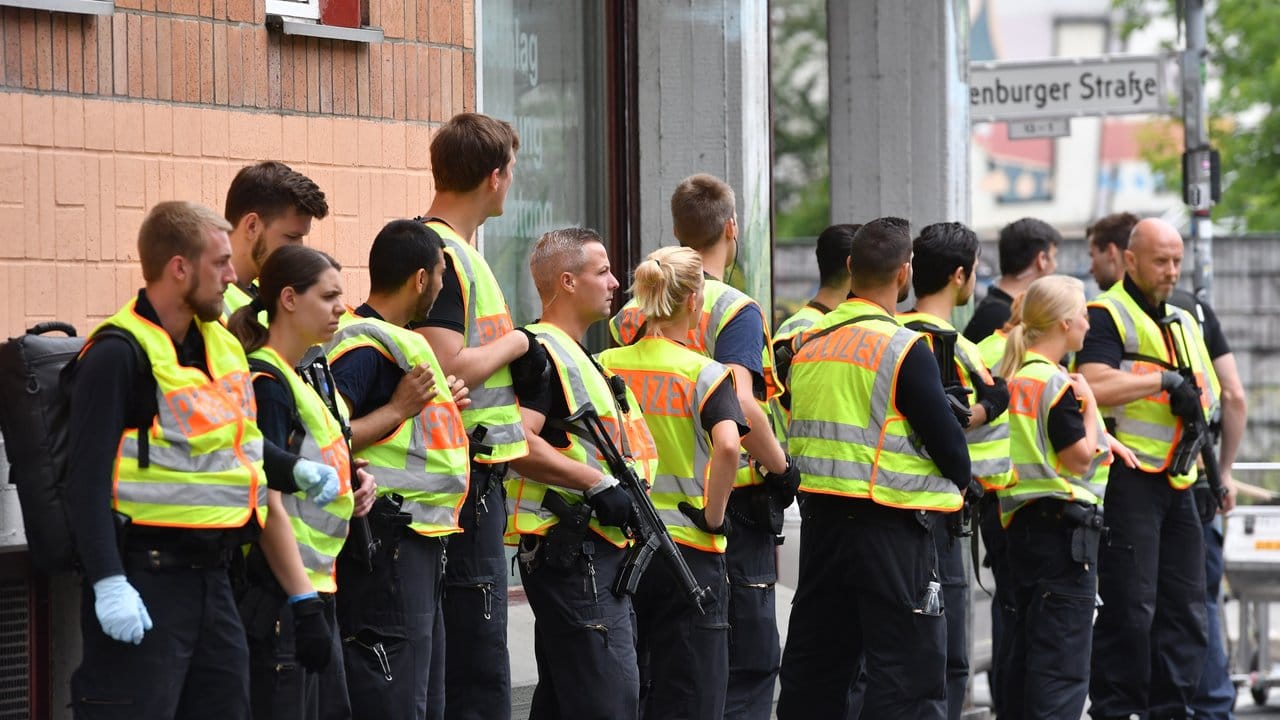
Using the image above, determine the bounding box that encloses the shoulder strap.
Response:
[248,357,306,455]
[805,300,832,314]
[81,327,154,467]
[791,313,893,354]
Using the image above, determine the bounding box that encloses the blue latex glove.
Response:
[93,575,153,645]
[293,459,341,506]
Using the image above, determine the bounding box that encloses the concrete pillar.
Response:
[636,0,773,315]
[828,0,971,227]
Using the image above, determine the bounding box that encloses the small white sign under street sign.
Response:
[1008,118,1071,139]
[970,54,1169,122]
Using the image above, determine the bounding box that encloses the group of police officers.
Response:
[60,108,1244,720]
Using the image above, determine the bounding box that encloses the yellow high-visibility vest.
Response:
[788,299,962,512]
[998,352,1111,525]
[505,322,658,548]
[1088,282,1219,488]
[325,312,469,536]
[425,221,529,464]
[100,300,267,529]
[249,346,355,593]
[898,310,1014,491]
[599,337,735,553]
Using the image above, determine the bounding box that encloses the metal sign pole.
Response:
[1182,0,1215,301]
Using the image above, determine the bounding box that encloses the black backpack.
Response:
[0,322,145,573]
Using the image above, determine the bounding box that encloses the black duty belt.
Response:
[125,547,231,570]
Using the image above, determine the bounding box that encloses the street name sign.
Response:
[970,54,1169,122]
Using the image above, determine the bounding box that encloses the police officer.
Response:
[325,220,471,720]
[994,275,1128,719]
[771,223,859,435]
[412,113,542,720]
[611,175,798,720]
[65,201,338,719]
[228,245,380,720]
[774,223,861,353]
[508,227,657,719]
[599,246,748,719]
[222,161,329,316]
[898,222,1013,720]
[1079,217,1220,720]
[777,217,972,720]
[1086,212,1247,719]
[962,217,1060,344]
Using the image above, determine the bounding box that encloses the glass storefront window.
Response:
[479,0,610,328]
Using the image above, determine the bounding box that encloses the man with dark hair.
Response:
[778,216,972,719]
[325,220,470,720]
[66,201,333,719]
[963,217,1060,343]
[222,161,330,316]
[898,222,1013,720]
[774,223,861,350]
[1079,218,1223,720]
[412,112,540,720]
[611,174,798,720]
[508,227,652,718]
[1085,212,1246,720]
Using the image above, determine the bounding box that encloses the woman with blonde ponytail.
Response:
[229,245,377,720]
[978,290,1025,370]
[994,275,1136,719]
[598,246,748,719]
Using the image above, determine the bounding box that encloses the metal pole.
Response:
[1182,0,1214,301]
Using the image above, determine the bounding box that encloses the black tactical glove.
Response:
[584,479,634,529]
[1161,370,1202,420]
[291,595,333,672]
[509,328,551,401]
[678,501,731,536]
[975,375,1010,422]
[760,455,802,496]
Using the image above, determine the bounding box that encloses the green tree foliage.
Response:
[1118,0,1280,230]
[771,0,829,241]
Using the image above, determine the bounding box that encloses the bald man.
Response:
[1078,218,1222,720]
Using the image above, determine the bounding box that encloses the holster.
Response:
[1060,502,1106,567]
[540,491,593,573]
[727,484,786,537]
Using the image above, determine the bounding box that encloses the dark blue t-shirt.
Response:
[330,304,406,424]
[714,303,766,395]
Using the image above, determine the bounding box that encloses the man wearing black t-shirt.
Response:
[1086,212,1247,719]
[963,217,1060,343]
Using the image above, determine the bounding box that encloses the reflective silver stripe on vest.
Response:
[121,437,247,475]
[441,238,523,449]
[113,480,260,508]
[512,330,609,523]
[1097,296,1176,447]
[703,288,746,357]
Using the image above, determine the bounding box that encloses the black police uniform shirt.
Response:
[519,336,749,454]
[963,285,1015,344]
[329,303,409,426]
[65,289,299,584]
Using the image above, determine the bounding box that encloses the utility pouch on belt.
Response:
[727,484,785,536]
[1061,502,1106,567]
[540,491,593,573]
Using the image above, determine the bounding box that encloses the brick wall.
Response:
[0,0,474,336]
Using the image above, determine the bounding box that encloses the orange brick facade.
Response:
[0,0,474,336]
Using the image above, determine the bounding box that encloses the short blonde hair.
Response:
[631,246,702,320]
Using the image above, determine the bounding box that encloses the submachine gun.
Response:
[298,355,381,572]
[903,322,985,538]
[556,395,714,616]
[1159,315,1226,513]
